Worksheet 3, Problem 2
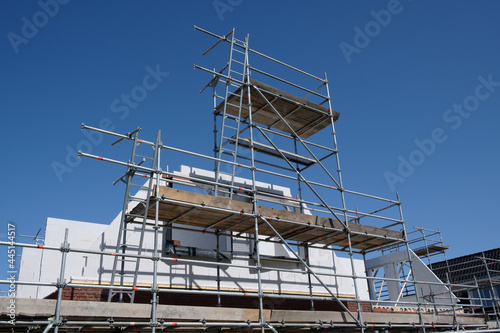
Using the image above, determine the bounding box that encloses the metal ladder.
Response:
[107,129,161,302]
[214,30,250,199]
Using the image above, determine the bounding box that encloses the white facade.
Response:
[18,166,369,300]
[17,218,107,298]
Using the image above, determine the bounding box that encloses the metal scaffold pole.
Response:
[150,131,162,332]
[53,228,69,333]
[397,192,427,332]
[482,254,500,327]
[241,32,267,333]
[324,71,365,330]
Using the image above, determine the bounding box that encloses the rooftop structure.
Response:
[432,248,500,323]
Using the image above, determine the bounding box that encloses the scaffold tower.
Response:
[1,26,499,333]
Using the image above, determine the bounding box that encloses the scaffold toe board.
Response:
[130,186,403,251]
[215,79,340,139]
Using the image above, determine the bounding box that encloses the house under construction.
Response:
[2,26,499,332]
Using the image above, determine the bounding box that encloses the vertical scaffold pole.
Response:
[324,72,364,331]
[243,33,266,333]
[420,224,433,268]
[54,228,69,333]
[363,252,374,312]
[473,276,486,317]
[216,231,222,307]
[150,131,162,333]
[482,254,500,327]
[213,77,219,191]
[304,244,315,311]
[397,192,426,333]
[438,227,452,279]
[445,272,459,331]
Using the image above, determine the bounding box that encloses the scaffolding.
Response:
[1,27,497,332]
[368,226,452,312]
[431,248,500,325]
[382,225,451,268]
[385,225,500,325]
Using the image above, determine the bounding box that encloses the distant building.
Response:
[431,248,500,318]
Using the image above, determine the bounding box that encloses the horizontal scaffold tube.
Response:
[81,125,401,222]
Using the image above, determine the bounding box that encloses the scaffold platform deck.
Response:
[0,298,487,332]
[130,186,403,251]
[215,79,340,139]
[413,244,450,256]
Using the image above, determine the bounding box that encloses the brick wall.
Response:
[45,287,104,301]
[346,301,372,312]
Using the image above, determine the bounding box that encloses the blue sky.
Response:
[1,0,499,277]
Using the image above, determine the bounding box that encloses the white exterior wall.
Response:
[17,218,107,299]
[17,247,43,298]
[78,229,367,298]
[17,166,369,300]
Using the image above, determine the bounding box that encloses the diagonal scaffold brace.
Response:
[258,215,363,327]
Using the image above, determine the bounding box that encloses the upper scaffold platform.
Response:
[131,186,402,251]
[413,244,450,256]
[215,79,340,139]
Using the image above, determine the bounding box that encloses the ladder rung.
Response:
[220,149,235,155]
[228,82,242,88]
[126,213,145,218]
[124,226,142,230]
[129,184,150,189]
[223,113,241,121]
[218,103,241,115]
[227,91,243,98]
[233,49,245,55]
[230,69,243,75]
[223,117,238,123]
[122,244,140,248]
[129,196,148,202]
[118,243,140,249]
[226,113,242,120]
[222,116,239,123]
[124,219,143,224]
[135,154,154,160]
[221,120,239,127]
[232,59,244,66]
[124,223,144,228]
[221,151,236,158]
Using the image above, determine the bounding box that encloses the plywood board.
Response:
[215,79,340,138]
[131,187,402,251]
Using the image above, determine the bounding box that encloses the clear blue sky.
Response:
[1,0,499,276]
